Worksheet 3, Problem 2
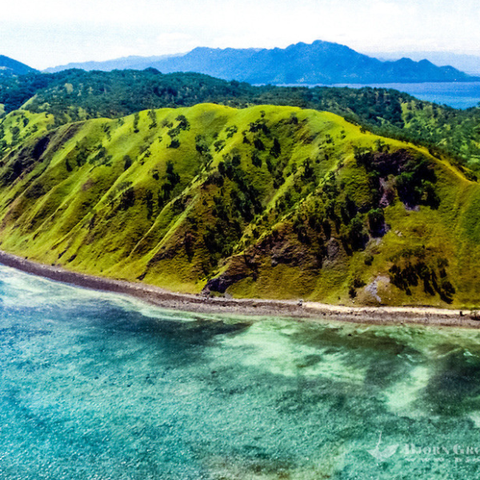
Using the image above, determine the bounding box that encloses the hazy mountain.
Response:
[43,53,183,73]
[44,40,478,84]
[375,51,480,76]
[0,55,37,77]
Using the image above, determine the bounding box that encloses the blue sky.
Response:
[2,0,479,69]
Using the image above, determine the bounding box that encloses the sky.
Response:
[2,0,480,70]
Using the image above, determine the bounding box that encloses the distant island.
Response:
[375,50,480,76]
[44,40,479,85]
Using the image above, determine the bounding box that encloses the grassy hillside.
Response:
[2,69,480,174]
[0,104,479,307]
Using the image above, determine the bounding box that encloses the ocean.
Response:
[325,82,480,109]
[1,264,480,478]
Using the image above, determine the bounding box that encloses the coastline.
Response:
[0,249,478,328]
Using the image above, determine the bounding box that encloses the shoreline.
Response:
[0,250,478,328]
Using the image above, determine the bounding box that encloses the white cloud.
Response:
[2,0,480,69]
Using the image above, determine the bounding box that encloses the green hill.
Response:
[0,104,478,308]
[2,69,480,175]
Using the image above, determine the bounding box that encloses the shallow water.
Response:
[1,265,480,478]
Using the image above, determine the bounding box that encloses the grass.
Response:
[0,103,479,307]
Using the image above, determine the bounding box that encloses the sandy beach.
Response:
[0,249,478,328]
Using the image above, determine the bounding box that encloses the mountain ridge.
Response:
[43,53,182,74]
[0,55,37,78]
[42,40,478,84]
[375,51,480,75]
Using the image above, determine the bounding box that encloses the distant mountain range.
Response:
[44,53,181,75]
[0,55,37,77]
[44,40,478,84]
[375,51,480,76]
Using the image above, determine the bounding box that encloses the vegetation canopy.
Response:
[2,68,480,175]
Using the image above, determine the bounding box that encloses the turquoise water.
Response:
[1,265,480,478]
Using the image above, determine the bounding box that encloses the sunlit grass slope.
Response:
[0,104,479,307]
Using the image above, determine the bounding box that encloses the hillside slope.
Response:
[0,104,479,307]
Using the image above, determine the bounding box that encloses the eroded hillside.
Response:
[0,104,479,307]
